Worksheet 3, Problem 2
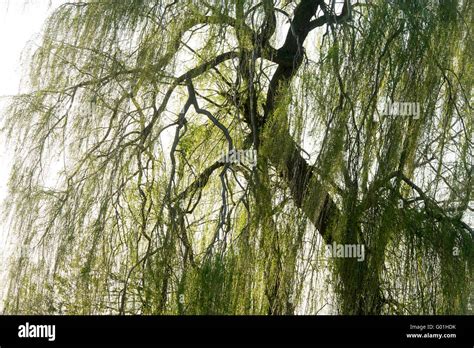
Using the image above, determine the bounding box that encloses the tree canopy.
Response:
[1,0,473,315]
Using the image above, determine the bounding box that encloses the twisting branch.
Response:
[174,160,226,205]
[186,79,234,151]
[141,51,240,143]
[308,0,352,31]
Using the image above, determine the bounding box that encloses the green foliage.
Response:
[1,0,472,315]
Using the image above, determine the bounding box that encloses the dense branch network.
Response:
[2,0,472,315]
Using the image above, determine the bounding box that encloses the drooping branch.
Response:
[397,172,474,239]
[187,79,234,150]
[141,51,239,142]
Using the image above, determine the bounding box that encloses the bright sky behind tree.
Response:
[0,0,65,310]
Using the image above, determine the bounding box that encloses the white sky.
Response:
[0,0,65,310]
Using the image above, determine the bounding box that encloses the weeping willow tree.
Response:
[1,0,472,315]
